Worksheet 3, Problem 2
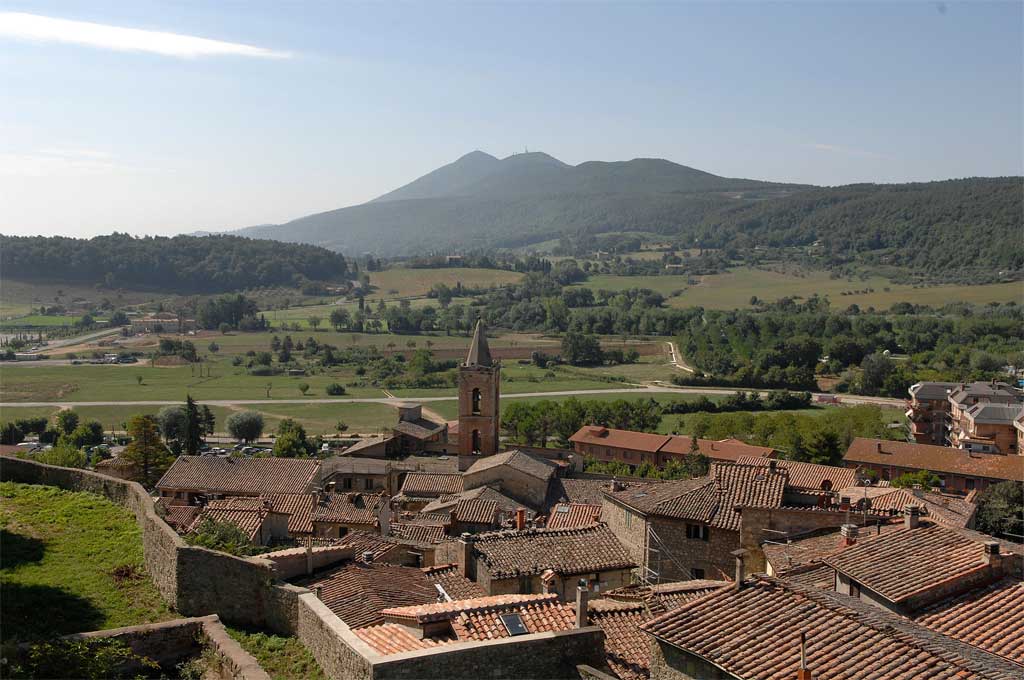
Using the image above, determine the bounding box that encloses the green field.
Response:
[228,628,326,680]
[262,296,475,330]
[367,267,523,299]
[0,482,173,641]
[579,267,1022,310]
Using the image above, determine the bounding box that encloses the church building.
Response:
[457,320,501,470]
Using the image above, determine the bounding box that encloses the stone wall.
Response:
[0,456,289,632]
[372,628,607,680]
[262,545,354,580]
[64,615,270,680]
[738,506,891,573]
[295,592,375,680]
[650,517,737,582]
[648,639,731,680]
[601,497,648,574]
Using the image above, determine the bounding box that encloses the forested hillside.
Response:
[0,234,349,293]
[238,151,1021,281]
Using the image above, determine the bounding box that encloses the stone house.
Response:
[392,402,450,455]
[395,472,464,511]
[843,437,1024,492]
[156,455,320,504]
[569,425,774,471]
[602,462,787,582]
[187,497,290,547]
[640,573,1022,680]
[463,449,558,509]
[823,510,1022,616]
[320,457,389,493]
[457,524,636,600]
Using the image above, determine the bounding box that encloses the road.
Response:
[0,385,905,409]
[665,341,696,374]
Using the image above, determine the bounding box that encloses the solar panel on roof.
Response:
[499,613,528,636]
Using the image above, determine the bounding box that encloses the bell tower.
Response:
[458,319,500,468]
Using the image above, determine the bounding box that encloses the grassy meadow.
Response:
[366,267,523,299]
[0,482,173,641]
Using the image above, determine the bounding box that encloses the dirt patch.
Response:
[153,355,189,367]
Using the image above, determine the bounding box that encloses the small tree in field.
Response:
[123,414,174,488]
[308,315,321,331]
[226,411,264,443]
[298,383,310,395]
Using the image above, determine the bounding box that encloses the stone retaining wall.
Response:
[64,615,270,680]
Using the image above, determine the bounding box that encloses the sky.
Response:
[1,1,1021,238]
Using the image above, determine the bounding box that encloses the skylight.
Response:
[499,612,528,636]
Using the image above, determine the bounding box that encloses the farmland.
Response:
[366,267,523,299]
[578,267,1022,310]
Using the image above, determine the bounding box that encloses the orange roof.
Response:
[547,503,602,529]
[737,456,858,492]
[569,426,671,452]
[915,578,1024,665]
[641,575,1021,680]
[399,472,464,497]
[844,438,1024,482]
[156,456,319,495]
[661,436,774,462]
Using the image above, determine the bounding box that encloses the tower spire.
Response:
[465,319,493,367]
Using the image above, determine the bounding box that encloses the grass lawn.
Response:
[0,314,84,329]
[227,627,326,680]
[367,267,523,299]
[579,267,1022,310]
[0,482,173,642]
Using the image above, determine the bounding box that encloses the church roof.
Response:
[465,319,493,367]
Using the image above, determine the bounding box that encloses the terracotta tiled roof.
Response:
[822,523,990,603]
[569,426,671,452]
[336,530,399,561]
[313,492,385,526]
[587,601,650,680]
[156,499,201,532]
[320,456,389,476]
[393,418,447,440]
[471,524,635,579]
[422,564,487,600]
[660,436,775,462]
[834,486,977,528]
[399,472,464,497]
[352,624,451,655]
[264,493,316,535]
[777,562,837,591]
[550,478,617,506]
[604,580,730,615]
[915,578,1024,665]
[296,561,483,628]
[737,456,858,492]
[547,503,602,529]
[464,450,558,482]
[388,522,447,545]
[189,498,273,540]
[763,523,904,574]
[423,486,531,517]
[604,463,786,531]
[156,455,320,495]
[641,575,1022,680]
[844,438,1024,482]
[453,499,499,524]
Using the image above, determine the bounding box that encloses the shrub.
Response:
[325,383,346,396]
[7,638,160,680]
[186,517,254,556]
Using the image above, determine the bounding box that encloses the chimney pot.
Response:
[515,508,526,531]
[984,541,1003,570]
[731,548,747,586]
[575,584,589,629]
[840,523,858,546]
[768,460,778,471]
[904,504,921,530]
[363,550,375,563]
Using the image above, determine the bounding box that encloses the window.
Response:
[471,430,482,453]
[965,478,975,490]
[499,613,528,636]
[691,568,705,579]
[686,524,709,541]
[471,388,481,415]
[625,511,632,529]
[364,478,373,490]
[342,478,353,490]
[519,575,532,594]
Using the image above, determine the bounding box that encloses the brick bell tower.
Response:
[458,319,500,467]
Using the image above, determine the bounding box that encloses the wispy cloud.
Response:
[0,12,291,59]
[0,147,132,177]
[809,143,885,159]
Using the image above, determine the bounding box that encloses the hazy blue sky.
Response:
[1,1,1021,237]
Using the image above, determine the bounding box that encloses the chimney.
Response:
[797,631,815,680]
[458,533,473,578]
[305,543,313,575]
[732,549,747,587]
[839,496,851,512]
[575,582,589,629]
[769,459,778,472]
[984,541,1002,570]
[515,508,526,531]
[362,550,375,563]
[904,504,921,530]
[610,479,625,492]
[449,508,458,527]
[911,484,923,498]
[840,524,858,547]
[314,586,323,600]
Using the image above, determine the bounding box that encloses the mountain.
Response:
[238,150,801,254]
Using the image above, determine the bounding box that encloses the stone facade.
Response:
[648,640,731,680]
[463,465,548,508]
[457,364,500,459]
